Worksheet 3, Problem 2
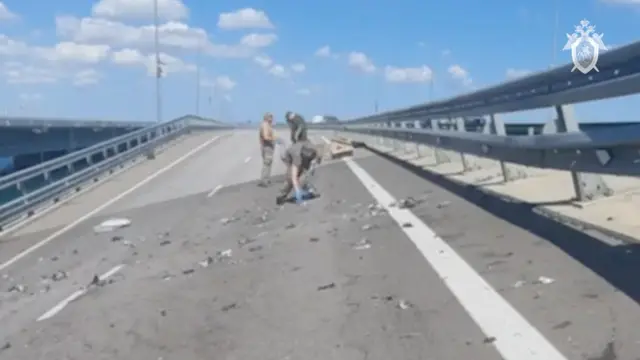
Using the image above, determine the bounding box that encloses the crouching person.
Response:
[276,140,318,205]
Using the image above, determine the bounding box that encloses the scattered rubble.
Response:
[1,342,10,351]
[182,269,195,275]
[220,217,239,225]
[397,299,413,310]
[361,224,378,231]
[159,240,171,246]
[199,256,213,268]
[51,271,68,282]
[483,336,497,344]
[436,201,451,209]
[534,276,555,285]
[285,223,296,230]
[238,237,256,248]
[94,218,131,233]
[111,235,124,242]
[309,237,319,242]
[248,245,263,252]
[221,302,238,312]
[353,238,371,250]
[401,222,413,228]
[7,284,26,293]
[317,282,336,291]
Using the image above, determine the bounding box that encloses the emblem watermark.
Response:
[562,19,608,74]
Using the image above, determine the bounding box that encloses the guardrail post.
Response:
[547,104,613,202]
[402,121,412,154]
[455,117,474,172]
[414,120,422,156]
[430,119,449,164]
[485,114,528,182]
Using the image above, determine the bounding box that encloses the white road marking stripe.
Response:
[37,264,125,322]
[207,184,223,198]
[343,157,568,360]
[0,134,224,272]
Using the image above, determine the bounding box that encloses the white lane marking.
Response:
[37,264,125,322]
[0,134,224,273]
[207,184,223,198]
[343,157,568,360]
[244,156,252,163]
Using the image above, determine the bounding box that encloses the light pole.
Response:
[195,41,201,116]
[148,0,161,159]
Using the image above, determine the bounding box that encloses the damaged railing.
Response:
[310,40,640,203]
[0,115,233,231]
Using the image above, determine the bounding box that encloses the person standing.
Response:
[285,111,308,144]
[258,112,275,187]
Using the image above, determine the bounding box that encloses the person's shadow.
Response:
[284,192,321,204]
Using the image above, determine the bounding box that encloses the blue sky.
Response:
[0,0,638,124]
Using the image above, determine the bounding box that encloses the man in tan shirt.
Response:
[258,113,275,187]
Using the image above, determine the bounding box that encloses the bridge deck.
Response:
[0,131,638,359]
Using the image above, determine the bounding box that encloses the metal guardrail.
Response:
[0,115,233,230]
[309,40,640,202]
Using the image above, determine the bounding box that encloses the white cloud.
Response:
[73,69,101,86]
[315,45,337,58]
[0,35,111,64]
[291,63,305,73]
[384,65,433,83]
[448,64,472,86]
[111,48,195,76]
[348,51,375,73]
[0,1,17,20]
[218,8,274,30]
[296,88,310,95]
[505,68,530,79]
[202,75,236,91]
[56,16,271,58]
[19,93,42,101]
[240,33,277,48]
[92,0,188,21]
[253,55,272,68]
[268,64,288,78]
[3,63,59,84]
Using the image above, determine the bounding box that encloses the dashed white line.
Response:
[244,156,252,163]
[0,134,224,273]
[207,184,223,198]
[37,264,125,322]
[343,157,568,360]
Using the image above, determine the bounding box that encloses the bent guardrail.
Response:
[0,115,233,231]
[310,40,640,203]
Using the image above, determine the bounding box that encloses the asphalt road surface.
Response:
[0,130,638,359]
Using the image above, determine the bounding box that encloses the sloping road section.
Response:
[0,141,638,360]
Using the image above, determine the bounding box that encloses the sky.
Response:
[0,0,638,124]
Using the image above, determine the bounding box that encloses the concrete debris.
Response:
[317,282,336,291]
[8,284,27,293]
[1,342,10,351]
[436,201,451,209]
[89,275,108,287]
[220,217,239,225]
[534,276,555,285]
[94,218,131,233]
[238,237,256,248]
[248,245,263,252]
[483,336,497,344]
[309,237,319,242]
[221,302,238,312]
[401,222,413,228]
[199,256,213,268]
[158,231,170,239]
[395,197,424,209]
[182,269,195,275]
[397,299,413,310]
[285,223,296,229]
[217,249,232,259]
[160,309,167,317]
[513,280,526,288]
[111,235,124,242]
[159,240,171,246]
[353,238,371,250]
[50,255,59,261]
[367,203,387,216]
[51,271,68,282]
[122,240,135,248]
[361,224,378,231]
